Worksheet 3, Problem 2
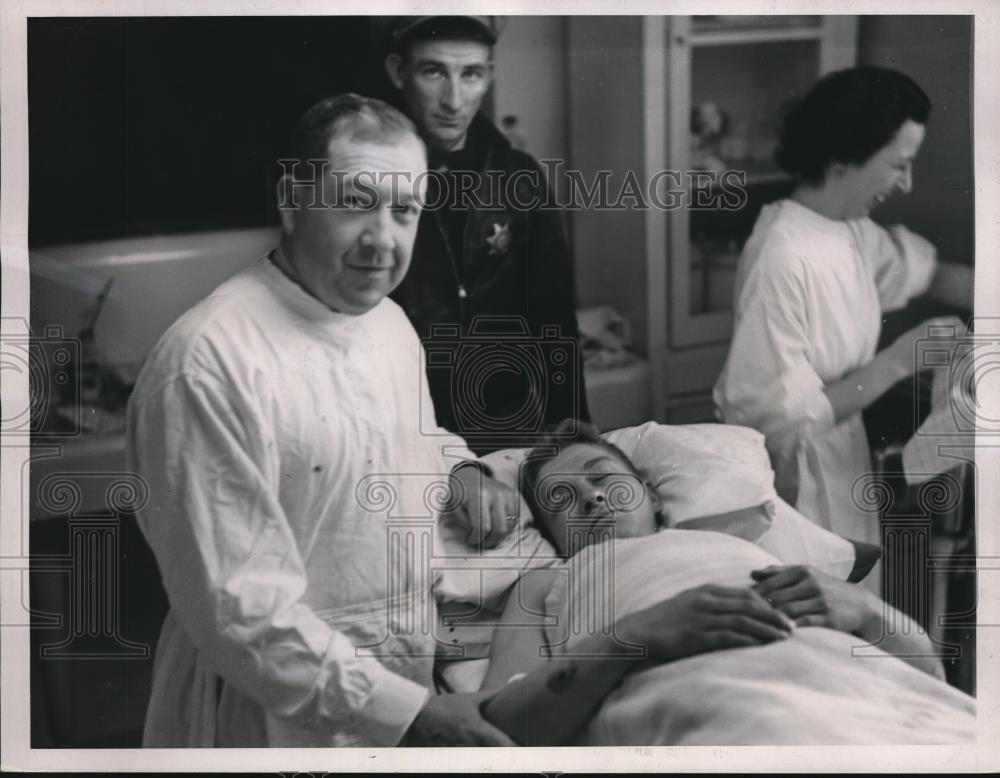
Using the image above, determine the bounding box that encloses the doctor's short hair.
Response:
[520,419,662,554]
[285,93,424,174]
[774,66,931,185]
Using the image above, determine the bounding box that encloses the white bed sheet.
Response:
[545,530,975,745]
[438,529,975,744]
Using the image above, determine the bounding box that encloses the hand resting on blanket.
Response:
[618,583,795,661]
[751,563,945,680]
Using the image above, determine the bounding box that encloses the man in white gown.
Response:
[127,91,813,751]
[127,94,522,747]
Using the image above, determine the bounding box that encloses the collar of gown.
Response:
[261,251,383,332]
[781,196,867,231]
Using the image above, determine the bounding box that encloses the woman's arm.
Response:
[822,315,966,424]
[826,221,966,424]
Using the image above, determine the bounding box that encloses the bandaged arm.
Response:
[128,372,428,745]
[479,569,651,745]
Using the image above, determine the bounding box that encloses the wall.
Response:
[858,16,974,265]
[495,16,649,355]
[567,17,649,355]
[27,17,384,247]
[493,16,569,164]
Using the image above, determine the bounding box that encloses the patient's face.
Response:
[533,443,659,556]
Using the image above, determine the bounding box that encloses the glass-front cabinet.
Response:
[667,15,857,345]
[642,15,857,420]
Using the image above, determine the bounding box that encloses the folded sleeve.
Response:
[127,371,429,745]
[714,248,835,460]
[856,221,937,313]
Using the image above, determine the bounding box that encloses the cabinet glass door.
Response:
[666,15,856,347]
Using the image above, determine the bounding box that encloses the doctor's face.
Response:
[840,119,926,219]
[387,39,493,151]
[533,443,660,557]
[279,135,427,315]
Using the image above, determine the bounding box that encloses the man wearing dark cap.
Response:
[383,16,590,454]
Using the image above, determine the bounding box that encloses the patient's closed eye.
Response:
[538,477,578,512]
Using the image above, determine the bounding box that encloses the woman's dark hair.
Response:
[520,419,662,556]
[774,66,931,185]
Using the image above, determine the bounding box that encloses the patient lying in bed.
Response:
[477,421,975,746]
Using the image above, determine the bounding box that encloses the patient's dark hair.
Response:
[774,66,931,185]
[520,419,663,555]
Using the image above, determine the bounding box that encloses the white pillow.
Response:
[433,422,857,610]
[432,520,554,608]
[756,496,856,579]
[606,422,855,574]
[604,421,776,523]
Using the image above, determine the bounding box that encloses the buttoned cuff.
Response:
[358,663,433,747]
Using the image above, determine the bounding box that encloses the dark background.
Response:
[28,16,398,246]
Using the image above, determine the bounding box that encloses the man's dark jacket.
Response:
[392,112,590,453]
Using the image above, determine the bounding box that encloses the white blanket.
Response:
[544,530,975,745]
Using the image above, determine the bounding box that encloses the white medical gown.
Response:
[127,257,476,747]
[714,199,935,552]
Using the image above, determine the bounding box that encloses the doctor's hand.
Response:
[751,565,880,638]
[618,583,794,663]
[447,463,520,549]
[405,690,517,746]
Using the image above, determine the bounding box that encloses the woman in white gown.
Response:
[713,67,965,588]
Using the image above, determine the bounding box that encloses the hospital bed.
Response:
[29,228,973,745]
[430,421,976,744]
